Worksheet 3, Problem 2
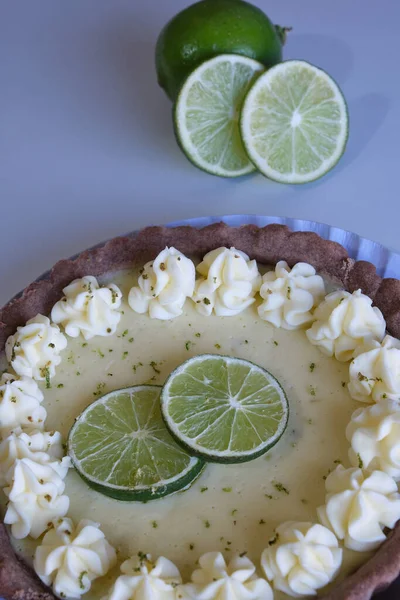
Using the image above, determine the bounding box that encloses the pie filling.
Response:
[0,249,398,600]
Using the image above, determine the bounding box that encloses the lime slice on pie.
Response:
[68,385,205,501]
[240,60,349,183]
[174,54,264,177]
[161,355,289,463]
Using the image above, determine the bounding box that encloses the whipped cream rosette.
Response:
[306,289,386,362]
[179,552,272,600]
[3,458,69,539]
[261,521,342,597]
[0,373,46,438]
[258,261,325,330]
[346,399,400,479]
[348,335,400,402]
[34,517,116,599]
[105,554,181,600]
[192,247,261,316]
[318,465,400,551]
[5,315,67,381]
[51,276,122,340]
[128,247,195,320]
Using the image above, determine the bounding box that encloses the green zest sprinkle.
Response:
[307,418,312,425]
[259,519,266,525]
[268,533,279,546]
[93,382,106,397]
[231,509,238,516]
[137,551,147,562]
[273,340,278,346]
[40,366,51,389]
[129,337,134,343]
[341,381,346,388]
[309,362,315,372]
[333,459,342,464]
[82,342,88,348]
[48,343,55,348]
[97,349,105,358]
[273,482,289,495]
[204,520,211,528]
[150,361,161,374]
[286,286,291,300]
[265,494,273,500]
[309,385,316,397]
[185,341,192,351]
[239,551,247,557]
[122,351,128,359]
[200,487,208,493]
[203,297,211,306]
[122,329,128,337]
[222,487,232,493]
[357,453,364,469]
[214,343,221,349]
[358,372,368,382]
[189,544,194,550]
[151,521,158,529]
[57,384,64,389]
[195,332,201,338]
[79,571,88,590]
[301,498,308,504]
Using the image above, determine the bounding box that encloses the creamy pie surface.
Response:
[0,269,371,598]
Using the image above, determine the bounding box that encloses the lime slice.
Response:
[161,355,288,463]
[240,60,349,183]
[174,54,264,177]
[68,386,205,501]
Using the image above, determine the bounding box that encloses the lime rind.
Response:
[161,355,289,463]
[174,54,265,177]
[240,60,349,184]
[68,385,205,502]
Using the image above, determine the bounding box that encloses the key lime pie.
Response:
[1,223,400,600]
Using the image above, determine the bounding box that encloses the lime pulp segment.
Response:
[68,385,204,501]
[240,60,349,183]
[174,54,264,177]
[161,355,289,463]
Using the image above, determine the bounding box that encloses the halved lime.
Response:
[68,386,205,501]
[161,355,288,463]
[240,60,349,183]
[174,54,264,177]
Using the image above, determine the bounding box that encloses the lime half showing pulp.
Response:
[241,60,349,183]
[174,54,264,177]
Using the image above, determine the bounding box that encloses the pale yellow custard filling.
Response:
[0,269,373,598]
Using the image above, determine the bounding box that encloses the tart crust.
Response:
[1,222,399,600]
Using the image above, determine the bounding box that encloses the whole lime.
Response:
[156,0,287,101]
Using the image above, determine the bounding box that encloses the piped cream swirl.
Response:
[5,315,67,381]
[306,289,386,362]
[128,247,195,320]
[51,276,122,340]
[258,261,325,329]
[192,248,261,316]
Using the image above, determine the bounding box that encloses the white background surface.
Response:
[1,0,399,306]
